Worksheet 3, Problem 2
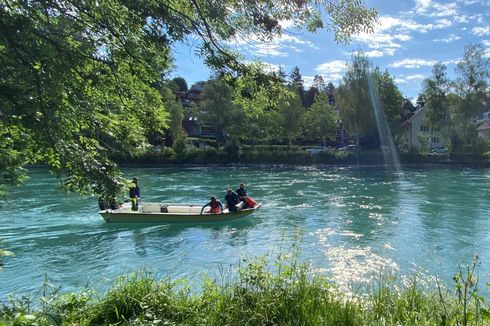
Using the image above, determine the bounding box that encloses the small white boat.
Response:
[99,202,261,223]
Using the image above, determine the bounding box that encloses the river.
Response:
[1,166,490,299]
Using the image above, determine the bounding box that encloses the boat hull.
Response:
[100,202,261,223]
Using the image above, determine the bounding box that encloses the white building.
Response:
[400,106,446,150]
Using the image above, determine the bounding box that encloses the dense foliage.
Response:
[420,44,490,155]
[0,0,377,199]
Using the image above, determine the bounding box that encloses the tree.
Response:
[313,74,327,92]
[327,82,336,106]
[199,79,240,146]
[304,86,319,108]
[453,43,490,149]
[304,75,327,108]
[303,93,338,146]
[278,94,303,149]
[336,53,373,145]
[1,0,170,201]
[172,77,189,92]
[456,44,490,99]
[374,68,403,129]
[161,88,184,146]
[0,0,377,198]
[416,94,426,108]
[402,98,416,113]
[421,62,450,143]
[289,66,306,106]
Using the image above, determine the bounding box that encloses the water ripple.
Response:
[1,166,490,299]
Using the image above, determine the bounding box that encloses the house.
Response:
[476,120,490,139]
[180,83,205,138]
[182,82,205,108]
[400,105,446,150]
[178,82,220,146]
[473,104,490,139]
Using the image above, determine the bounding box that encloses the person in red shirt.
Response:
[200,196,223,214]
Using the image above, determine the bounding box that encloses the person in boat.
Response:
[200,196,223,214]
[224,188,241,212]
[98,196,109,210]
[235,183,257,208]
[128,177,140,211]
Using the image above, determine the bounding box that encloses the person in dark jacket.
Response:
[224,188,240,212]
[129,177,140,211]
[235,183,258,208]
[236,183,247,200]
[200,196,223,214]
[236,183,248,207]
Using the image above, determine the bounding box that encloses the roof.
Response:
[476,120,490,131]
[401,105,425,127]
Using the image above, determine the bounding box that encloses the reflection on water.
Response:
[1,166,490,299]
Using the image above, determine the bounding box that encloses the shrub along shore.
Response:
[1,251,489,325]
[112,145,490,167]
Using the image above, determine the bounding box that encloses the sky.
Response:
[170,0,490,100]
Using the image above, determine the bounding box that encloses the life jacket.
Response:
[209,200,222,214]
[245,197,257,208]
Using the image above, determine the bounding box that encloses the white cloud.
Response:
[251,43,288,57]
[434,19,452,28]
[351,14,454,58]
[353,32,404,50]
[394,74,426,84]
[415,0,432,13]
[389,58,438,68]
[434,34,461,42]
[429,3,458,17]
[364,50,388,57]
[279,34,313,46]
[482,40,490,57]
[441,58,461,66]
[454,15,469,23]
[394,78,407,84]
[315,60,347,82]
[414,0,459,17]
[244,61,281,73]
[316,60,347,74]
[472,26,490,36]
[406,74,426,81]
[279,19,295,30]
[229,31,318,57]
[376,16,432,33]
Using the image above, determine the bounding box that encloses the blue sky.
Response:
[171,0,490,99]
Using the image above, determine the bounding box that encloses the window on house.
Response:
[432,137,439,143]
[420,125,429,132]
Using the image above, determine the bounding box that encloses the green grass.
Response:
[1,252,490,325]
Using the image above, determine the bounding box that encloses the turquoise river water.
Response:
[1,166,490,300]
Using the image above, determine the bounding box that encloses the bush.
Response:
[173,137,187,159]
[2,249,490,325]
[223,139,240,161]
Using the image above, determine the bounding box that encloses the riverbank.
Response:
[112,146,490,167]
[1,253,487,325]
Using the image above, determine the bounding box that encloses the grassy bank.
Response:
[2,252,489,325]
